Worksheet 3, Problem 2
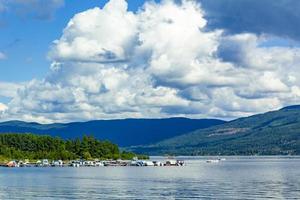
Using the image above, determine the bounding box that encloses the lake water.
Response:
[0,156,299,199]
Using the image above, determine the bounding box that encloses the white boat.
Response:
[42,159,49,167]
[164,160,178,166]
[84,161,95,167]
[36,160,49,167]
[94,161,104,167]
[144,161,154,166]
[153,161,163,166]
[70,160,81,167]
[206,159,220,163]
[130,160,140,166]
[18,160,28,167]
[177,160,185,166]
[130,160,154,166]
[52,160,63,167]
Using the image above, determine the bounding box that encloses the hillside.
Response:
[130,106,300,155]
[0,118,225,147]
[0,133,146,161]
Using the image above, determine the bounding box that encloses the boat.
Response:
[177,160,185,166]
[163,156,185,166]
[6,161,19,167]
[42,159,49,167]
[94,161,104,167]
[130,160,145,166]
[103,160,120,166]
[70,161,81,167]
[144,161,154,166]
[84,160,95,167]
[51,160,63,167]
[130,160,143,166]
[164,159,178,166]
[206,159,220,163]
[19,160,30,167]
[153,161,163,166]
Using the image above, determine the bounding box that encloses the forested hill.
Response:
[130,106,300,155]
[0,134,146,161]
[0,118,225,147]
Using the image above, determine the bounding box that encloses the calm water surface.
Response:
[0,156,299,199]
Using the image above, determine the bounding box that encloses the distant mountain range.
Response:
[1,105,300,155]
[130,106,300,155]
[0,118,225,147]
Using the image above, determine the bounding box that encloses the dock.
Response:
[0,159,185,168]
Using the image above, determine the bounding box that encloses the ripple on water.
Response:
[0,157,299,199]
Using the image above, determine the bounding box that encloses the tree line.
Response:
[0,133,148,161]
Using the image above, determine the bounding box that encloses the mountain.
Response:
[130,106,300,155]
[0,118,225,147]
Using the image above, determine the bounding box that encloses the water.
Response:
[0,156,299,199]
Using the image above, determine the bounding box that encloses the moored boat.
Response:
[6,161,19,168]
[206,159,220,163]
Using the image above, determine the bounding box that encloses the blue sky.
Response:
[0,0,300,123]
[1,0,298,83]
[0,0,150,82]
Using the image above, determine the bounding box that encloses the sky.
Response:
[0,0,300,123]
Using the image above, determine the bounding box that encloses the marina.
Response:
[0,158,186,168]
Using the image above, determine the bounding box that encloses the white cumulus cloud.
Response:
[0,82,22,98]
[2,0,300,123]
[49,0,136,62]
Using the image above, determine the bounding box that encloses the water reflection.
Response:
[0,157,299,199]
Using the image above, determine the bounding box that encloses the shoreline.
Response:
[1,158,185,168]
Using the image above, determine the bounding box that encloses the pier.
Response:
[1,159,185,168]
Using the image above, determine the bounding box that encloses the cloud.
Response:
[0,82,23,99]
[1,0,64,20]
[200,0,300,41]
[2,0,300,123]
[0,52,6,60]
[49,0,136,62]
[0,103,8,113]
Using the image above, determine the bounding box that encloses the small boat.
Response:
[164,159,178,166]
[103,160,120,166]
[94,161,104,167]
[130,160,153,166]
[18,160,28,167]
[144,161,154,166]
[42,159,49,167]
[84,161,95,167]
[6,161,19,168]
[51,160,63,167]
[164,159,185,166]
[206,159,220,163]
[153,161,163,166]
[177,160,185,166]
[70,161,81,167]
